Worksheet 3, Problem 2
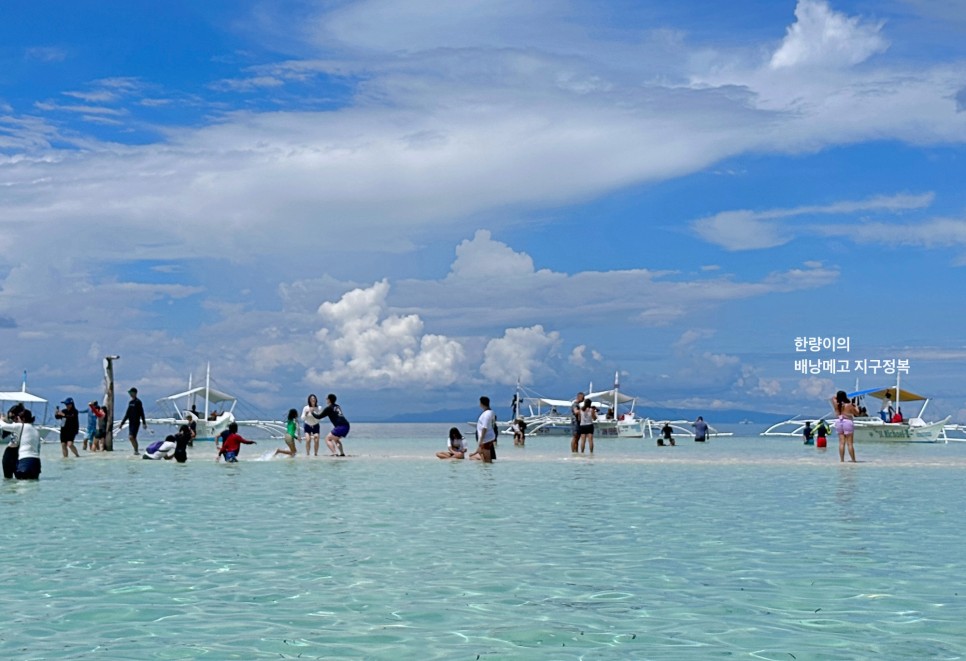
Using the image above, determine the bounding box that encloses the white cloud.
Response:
[307,280,466,388]
[448,230,536,280]
[397,231,839,330]
[822,216,966,250]
[24,46,68,63]
[693,192,934,251]
[569,345,587,366]
[481,325,561,385]
[795,377,836,401]
[770,0,888,69]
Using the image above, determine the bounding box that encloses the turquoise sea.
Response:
[3,423,966,660]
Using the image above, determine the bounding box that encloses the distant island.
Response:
[357,407,795,426]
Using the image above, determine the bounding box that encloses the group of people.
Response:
[142,424,191,462]
[802,419,831,448]
[435,394,718,462]
[211,392,351,462]
[437,396,500,462]
[800,391,859,462]
[1,403,42,480]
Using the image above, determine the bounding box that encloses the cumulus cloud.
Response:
[570,345,587,366]
[448,230,536,280]
[307,280,466,388]
[480,325,561,385]
[568,344,602,367]
[396,231,839,331]
[796,377,836,400]
[770,0,888,69]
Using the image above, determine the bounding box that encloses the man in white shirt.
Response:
[476,396,497,463]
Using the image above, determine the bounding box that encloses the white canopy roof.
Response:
[531,388,636,409]
[158,385,235,405]
[586,388,637,405]
[0,388,47,404]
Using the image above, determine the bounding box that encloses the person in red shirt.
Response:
[215,422,255,462]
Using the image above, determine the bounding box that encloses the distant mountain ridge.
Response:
[358,407,793,425]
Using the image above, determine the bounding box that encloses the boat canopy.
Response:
[848,386,926,402]
[158,385,235,405]
[586,389,636,406]
[0,389,46,404]
[532,397,576,409]
[531,389,636,409]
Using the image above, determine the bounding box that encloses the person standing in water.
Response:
[578,399,596,454]
[119,387,148,455]
[693,416,709,443]
[301,394,322,456]
[832,390,859,463]
[815,419,830,449]
[802,421,814,446]
[315,394,349,457]
[0,410,42,479]
[475,396,497,463]
[1,407,25,478]
[570,391,585,453]
[55,398,81,458]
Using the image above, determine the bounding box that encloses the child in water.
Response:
[216,422,256,462]
[274,409,300,458]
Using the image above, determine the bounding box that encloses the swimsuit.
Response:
[835,416,854,434]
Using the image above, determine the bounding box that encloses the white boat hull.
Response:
[851,418,949,443]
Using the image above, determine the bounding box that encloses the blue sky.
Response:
[2,0,966,422]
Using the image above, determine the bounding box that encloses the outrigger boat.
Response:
[0,372,57,441]
[507,374,731,439]
[148,365,286,441]
[761,381,949,443]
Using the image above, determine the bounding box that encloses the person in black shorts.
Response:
[55,397,81,458]
[119,387,148,455]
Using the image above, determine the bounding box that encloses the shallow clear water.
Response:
[3,425,966,660]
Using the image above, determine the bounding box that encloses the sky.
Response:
[2,0,966,422]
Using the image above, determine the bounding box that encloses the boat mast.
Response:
[187,372,194,419]
[204,363,211,422]
[613,371,619,419]
[896,372,901,421]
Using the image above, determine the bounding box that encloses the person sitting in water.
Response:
[437,427,467,459]
[216,422,256,462]
[143,436,178,460]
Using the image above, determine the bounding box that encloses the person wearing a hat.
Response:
[119,387,148,455]
[54,397,81,457]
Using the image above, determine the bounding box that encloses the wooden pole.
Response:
[103,355,119,452]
